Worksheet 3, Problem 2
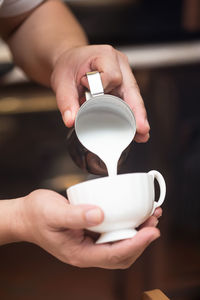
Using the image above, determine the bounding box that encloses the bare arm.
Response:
[0,0,150,142]
[0,198,24,245]
[0,0,88,86]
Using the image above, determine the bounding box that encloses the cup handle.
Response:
[148,170,166,215]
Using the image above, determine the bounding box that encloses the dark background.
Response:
[0,0,200,299]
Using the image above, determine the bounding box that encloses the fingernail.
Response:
[63,110,72,127]
[154,209,162,218]
[85,208,103,225]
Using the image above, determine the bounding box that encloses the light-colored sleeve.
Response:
[0,0,44,17]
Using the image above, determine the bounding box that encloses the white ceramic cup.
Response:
[67,170,166,244]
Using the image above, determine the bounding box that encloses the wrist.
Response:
[0,196,27,245]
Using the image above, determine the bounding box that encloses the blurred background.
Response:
[0,0,200,299]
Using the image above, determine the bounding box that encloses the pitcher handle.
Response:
[85,71,104,100]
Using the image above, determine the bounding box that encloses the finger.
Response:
[51,202,104,229]
[139,216,159,228]
[139,208,163,229]
[116,51,150,143]
[52,72,80,127]
[76,227,160,268]
[134,132,150,143]
[153,207,163,219]
[108,227,160,262]
[80,45,123,93]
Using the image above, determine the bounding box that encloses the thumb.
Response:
[56,203,104,229]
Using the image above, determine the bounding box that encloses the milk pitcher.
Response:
[67,71,136,175]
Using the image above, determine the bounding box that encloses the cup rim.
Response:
[67,172,149,192]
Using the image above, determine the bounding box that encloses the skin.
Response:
[0,190,162,269]
[0,0,159,269]
[0,0,150,142]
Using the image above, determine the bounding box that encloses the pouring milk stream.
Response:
[75,72,136,176]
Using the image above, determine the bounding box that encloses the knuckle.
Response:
[29,189,52,205]
[113,71,123,86]
[101,44,115,54]
[32,189,56,198]
[118,51,129,63]
[29,189,44,197]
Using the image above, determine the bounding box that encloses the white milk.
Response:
[76,110,134,176]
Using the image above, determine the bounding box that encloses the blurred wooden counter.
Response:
[0,81,57,115]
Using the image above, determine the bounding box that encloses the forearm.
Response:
[6,0,88,86]
[0,197,24,245]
